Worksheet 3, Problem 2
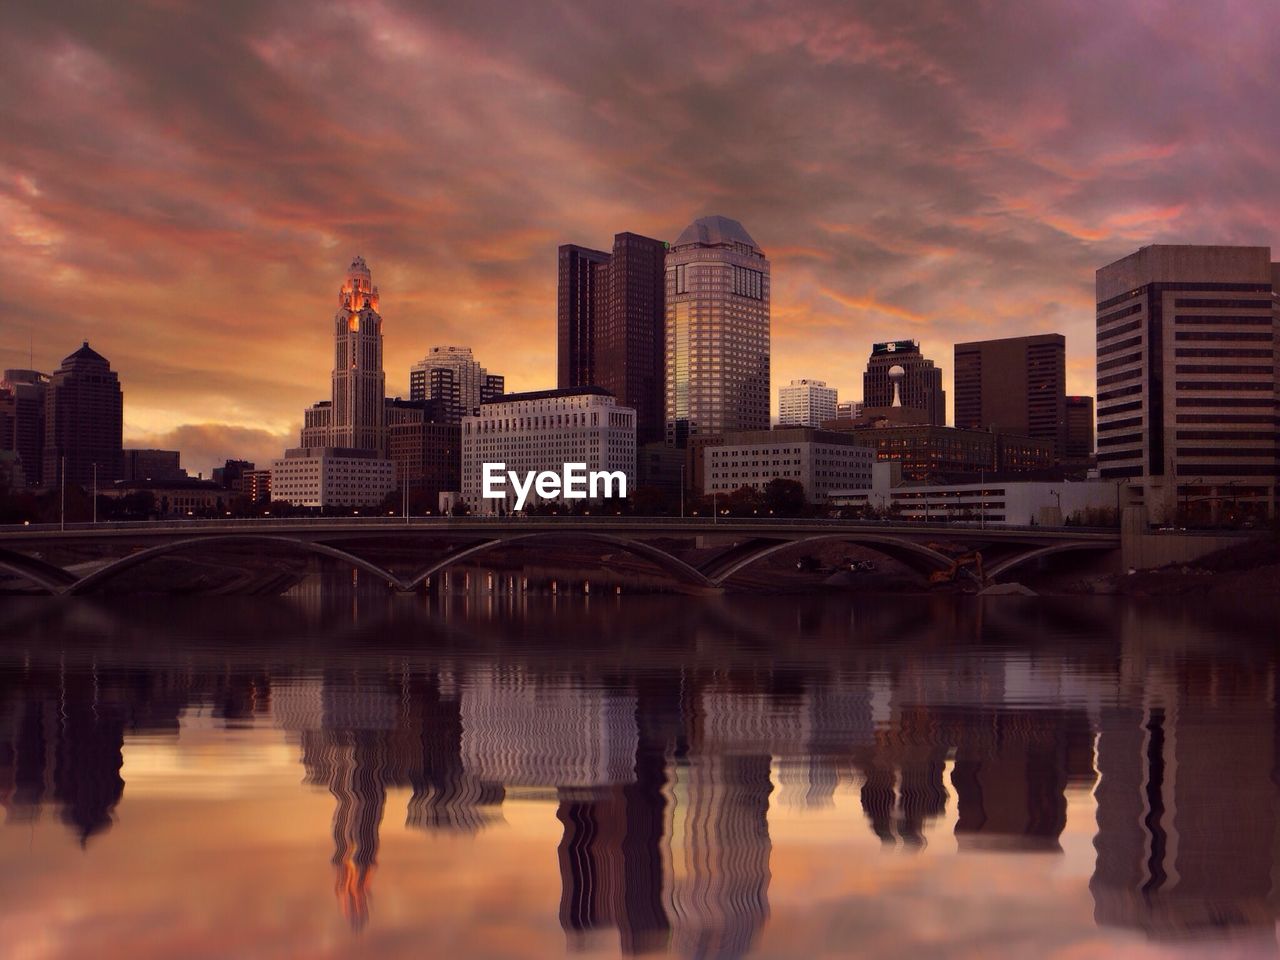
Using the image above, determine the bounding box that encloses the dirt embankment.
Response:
[1069,537,1280,604]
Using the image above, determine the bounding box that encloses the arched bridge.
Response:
[0,517,1122,596]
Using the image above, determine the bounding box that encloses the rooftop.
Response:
[673,215,760,251]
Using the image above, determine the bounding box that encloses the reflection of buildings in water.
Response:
[949,708,1094,853]
[459,669,638,788]
[1091,684,1280,941]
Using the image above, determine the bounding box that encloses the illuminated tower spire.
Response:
[330,256,386,453]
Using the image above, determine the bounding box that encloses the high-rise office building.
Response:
[862,341,945,426]
[1095,245,1279,521]
[665,216,770,445]
[1064,395,1095,471]
[42,343,123,488]
[386,397,461,507]
[329,256,386,453]
[122,448,185,482]
[409,346,504,422]
[954,334,1067,457]
[1,369,49,486]
[778,379,837,427]
[557,244,611,389]
[557,233,667,442]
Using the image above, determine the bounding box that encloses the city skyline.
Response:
[5,3,1279,476]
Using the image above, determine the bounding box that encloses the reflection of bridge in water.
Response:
[0,518,1122,595]
[1,595,1276,955]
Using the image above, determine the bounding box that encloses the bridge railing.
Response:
[0,514,1125,537]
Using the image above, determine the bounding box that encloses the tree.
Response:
[762,478,806,517]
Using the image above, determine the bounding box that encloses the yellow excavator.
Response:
[927,547,985,586]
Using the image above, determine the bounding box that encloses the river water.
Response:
[0,584,1277,958]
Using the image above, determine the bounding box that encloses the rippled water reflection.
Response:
[0,585,1277,958]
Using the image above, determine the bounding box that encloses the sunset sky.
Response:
[2,1,1278,475]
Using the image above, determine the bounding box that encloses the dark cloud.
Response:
[1,0,1276,459]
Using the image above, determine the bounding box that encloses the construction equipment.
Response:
[928,550,984,585]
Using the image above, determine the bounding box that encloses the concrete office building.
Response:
[0,369,49,486]
[42,342,123,488]
[558,232,667,442]
[1095,245,1279,521]
[835,400,863,422]
[270,447,395,508]
[830,462,1121,525]
[461,387,636,514]
[665,216,770,445]
[778,379,838,428]
[1064,395,1095,473]
[704,428,874,501]
[862,341,945,426]
[409,346,505,422]
[241,469,272,504]
[954,334,1067,457]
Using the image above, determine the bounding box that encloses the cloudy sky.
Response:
[2,0,1277,475]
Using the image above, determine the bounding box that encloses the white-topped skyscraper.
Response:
[778,379,837,427]
[664,216,770,445]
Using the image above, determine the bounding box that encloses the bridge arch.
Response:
[0,547,75,596]
[704,533,974,586]
[403,532,715,591]
[984,541,1118,583]
[67,535,405,596]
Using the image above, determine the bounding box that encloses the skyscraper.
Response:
[42,342,123,487]
[665,216,770,444]
[862,341,945,426]
[1095,245,1279,522]
[954,334,1067,457]
[0,369,48,486]
[778,379,837,428]
[409,346,504,422]
[330,256,386,453]
[557,233,667,442]
[558,244,610,389]
[1063,395,1095,472]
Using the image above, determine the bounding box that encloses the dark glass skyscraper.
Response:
[42,342,123,487]
[558,232,667,442]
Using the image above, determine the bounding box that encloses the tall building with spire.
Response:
[664,216,770,445]
[300,256,387,453]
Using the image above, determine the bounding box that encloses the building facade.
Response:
[830,462,1122,526]
[461,387,636,514]
[665,216,770,445]
[835,400,863,422]
[123,448,185,482]
[1095,245,1279,521]
[1063,395,1095,473]
[778,379,838,428]
[270,447,395,508]
[862,341,945,426]
[557,233,667,442]
[822,422,1055,481]
[1,369,48,487]
[42,342,123,488]
[954,334,1067,458]
[386,398,461,507]
[704,428,874,501]
[241,469,272,504]
[409,346,505,422]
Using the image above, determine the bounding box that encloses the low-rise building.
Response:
[270,447,395,508]
[461,387,636,514]
[104,478,228,517]
[241,469,272,504]
[820,420,1055,481]
[704,428,874,501]
[830,462,1125,526]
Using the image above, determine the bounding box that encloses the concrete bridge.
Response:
[0,517,1129,596]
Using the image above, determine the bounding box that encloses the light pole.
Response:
[1049,488,1062,526]
[92,462,98,525]
[60,454,66,532]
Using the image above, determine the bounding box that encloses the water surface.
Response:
[0,586,1276,958]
